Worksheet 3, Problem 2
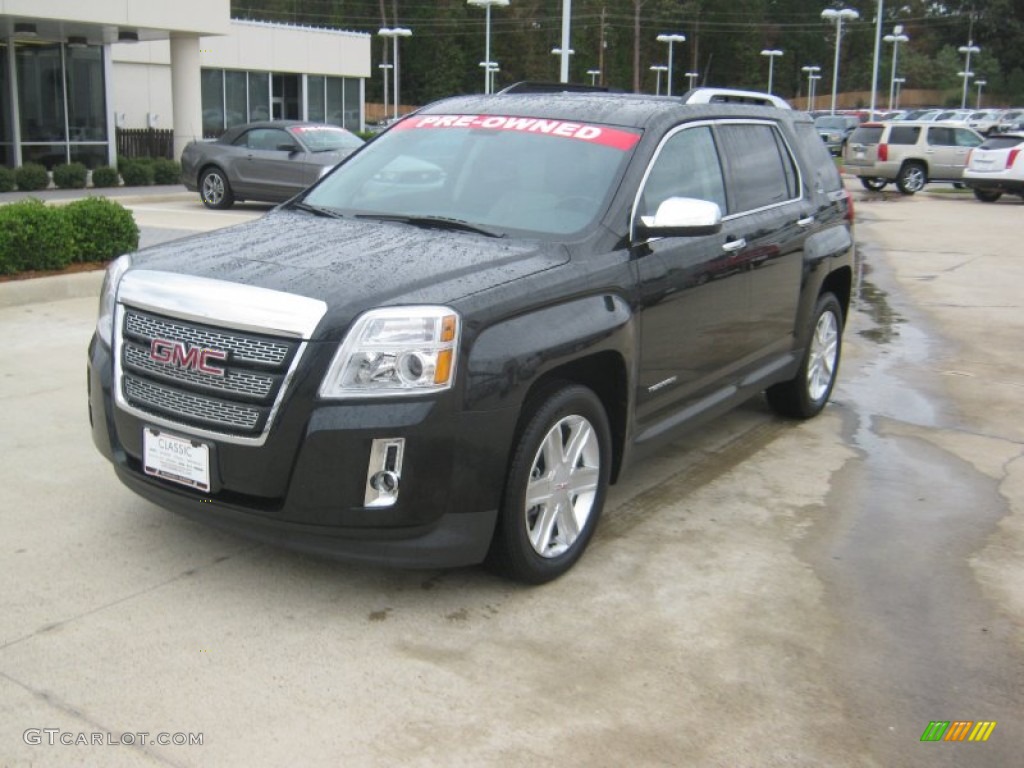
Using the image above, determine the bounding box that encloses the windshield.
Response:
[290,125,364,152]
[303,114,641,236]
[815,117,848,129]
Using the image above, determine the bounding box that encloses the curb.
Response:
[0,269,105,309]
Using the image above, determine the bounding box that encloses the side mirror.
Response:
[635,197,723,240]
[277,143,299,153]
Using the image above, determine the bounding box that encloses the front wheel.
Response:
[766,293,843,419]
[200,167,234,209]
[859,177,888,192]
[973,189,1003,203]
[896,162,927,195]
[487,383,611,584]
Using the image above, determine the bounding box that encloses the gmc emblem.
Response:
[150,338,227,377]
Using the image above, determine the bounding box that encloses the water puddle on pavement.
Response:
[799,245,1019,766]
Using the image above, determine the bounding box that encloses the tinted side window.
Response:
[954,128,982,147]
[237,128,294,151]
[927,127,955,146]
[717,123,798,214]
[640,125,727,216]
[849,126,883,144]
[793,121,843,193]
[888,126,920,145]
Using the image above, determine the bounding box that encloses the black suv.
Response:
[88,88,855,583]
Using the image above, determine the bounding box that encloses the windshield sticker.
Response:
[394,114,641,151]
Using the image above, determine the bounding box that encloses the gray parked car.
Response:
[181,121,364,209]
[814,114,860,155]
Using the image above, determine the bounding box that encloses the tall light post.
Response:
[479,61,499,93]
[587,68,601,86]
[802,65,821,111]
[656,33,686,96]
[378,27,412,120]
[822,7,860,115]
[377,62,393,123]
[649,65,668,96]
[893,76,905,109]
[975,79,987,109]
[551,47,574,77]
[958,41,980,109]
[468,0,510,95]
[685,71,699,90]
[868,0,885,119]
[884,26,909,111]
[760,49,783,95]
[558,0,572,83]
[809,73,822,110]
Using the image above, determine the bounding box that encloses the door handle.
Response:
[797,216,815,228]
[721,238,746,253]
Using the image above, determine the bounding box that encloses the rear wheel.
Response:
[766,293,843,420]
[200,167,234,209]
[487,383,611,584]
[896,162,927,195]
[973,189,1003,203]
[859,177,888,192]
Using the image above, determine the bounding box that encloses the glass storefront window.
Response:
[66,45,106,142]
[201,69,224,137]
[248,72,269,122]
[225,71,247,128]
[325,76,345,128]
[70,145,108,169]
[307,75,325,122]
[342,77,359,130]
[17,44,66,142]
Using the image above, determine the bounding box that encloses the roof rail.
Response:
[496,81,617,95]
[682,87,791,109]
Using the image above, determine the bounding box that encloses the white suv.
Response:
[962,133,1024,202]
[843,121,984,194]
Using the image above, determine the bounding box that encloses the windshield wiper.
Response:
[288,201,344,218]
[355,213,504,238]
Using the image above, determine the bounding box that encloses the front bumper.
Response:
[89,335,514,569]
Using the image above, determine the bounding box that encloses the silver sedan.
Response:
[181,121,364,209]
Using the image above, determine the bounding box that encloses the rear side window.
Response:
[849,126,883,144]
[927,127,955,146]
[793,121,844,193]
[888,126,920,145]
[979,136,1024,150]
[717,123,800,214]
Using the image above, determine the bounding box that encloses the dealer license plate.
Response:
[143,428,210,492]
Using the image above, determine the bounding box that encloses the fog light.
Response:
[364,438,405,507]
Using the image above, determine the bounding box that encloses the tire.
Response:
[952,182,966,190]
[859,177,888,192]
[973,189,1002,203]
[487,383,612,584]
[200,167,234,209]
[766,293,843,420]
[896,162,927,195]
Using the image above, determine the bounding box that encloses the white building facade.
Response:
[0,1,370,169]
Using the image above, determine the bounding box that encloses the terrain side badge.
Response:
[150,338,227,377]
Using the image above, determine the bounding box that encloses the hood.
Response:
[129,209,568,337]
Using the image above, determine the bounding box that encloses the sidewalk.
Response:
[0,183,193,206]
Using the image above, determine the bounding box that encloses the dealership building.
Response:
[0,0,371,169]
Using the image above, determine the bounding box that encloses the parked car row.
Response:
[844,119,1024,201]
[889,107,1024,135]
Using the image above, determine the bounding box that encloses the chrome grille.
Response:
[125,311,290,367]
[124,378,262,431]
[123,342,275,401]
[119,308,300,437]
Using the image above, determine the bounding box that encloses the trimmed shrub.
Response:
[0,166,15,193]
[15,163,49,192]
[61,197,139,263]
[119,160,154,187]
[153,158,182,185]
[53,162,88,190]
[0,199,75,274]
[91,166,120,188]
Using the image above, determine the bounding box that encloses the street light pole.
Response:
[655,33,686,97]
[893,76,905,109]
[802,65,821,111]
[760,49,783,95]
[975,79,987,109]
[810,73,822,110]
[649,65,668,96]
[869,0,884,119]
[821,7,860,115]
[587,68,601,86]
[685,71,699,90]
[468,0,510,95]
[377,63,393,123]
[378,27,412,120]
[884,26,909,111]
[958,41,980,109]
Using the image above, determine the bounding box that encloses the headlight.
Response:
[95,254,132,346]
[319,306,460,398]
